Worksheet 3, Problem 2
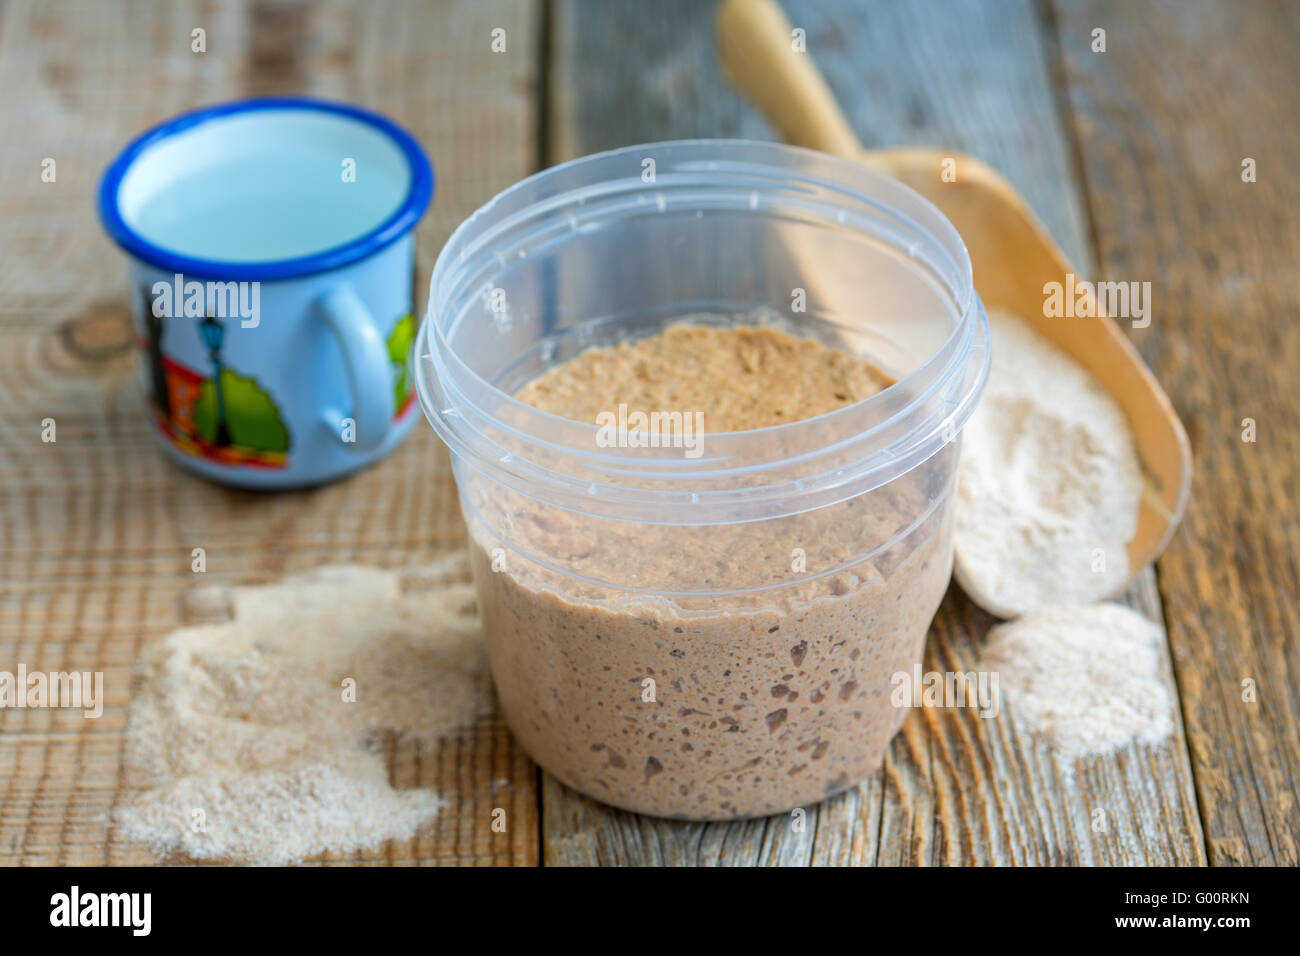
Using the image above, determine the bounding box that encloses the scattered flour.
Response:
[954,309,1143,618]
[981,603,1173,761]
[114,555,488,865]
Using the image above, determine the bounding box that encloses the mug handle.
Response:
[315,286,393,454]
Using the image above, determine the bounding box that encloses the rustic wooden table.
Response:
[1,0,1295,866]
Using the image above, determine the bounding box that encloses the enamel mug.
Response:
[98,97,434,488]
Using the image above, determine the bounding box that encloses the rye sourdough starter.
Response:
[467,323,954,819]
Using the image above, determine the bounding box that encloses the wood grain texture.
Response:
[0,0,542,866]
[543,0,1204,865]
[1052,0,1300,865]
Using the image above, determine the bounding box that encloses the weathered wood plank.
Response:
[0,0,542,866]
[544,0,1203,865]
[1052,0,1300,865]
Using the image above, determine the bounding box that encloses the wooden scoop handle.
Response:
[715,0,864,160]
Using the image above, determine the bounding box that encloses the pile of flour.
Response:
[115,556,488,865]
[981,603,1173,761]
[954,309,1143,618]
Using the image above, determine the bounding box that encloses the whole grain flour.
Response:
[114,555,489,865]
[954,308,1144,618]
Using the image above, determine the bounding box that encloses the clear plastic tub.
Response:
[416,140,989,819]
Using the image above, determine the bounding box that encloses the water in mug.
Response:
[132,155,404,262]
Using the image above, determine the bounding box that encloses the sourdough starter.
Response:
[467,324,954,818]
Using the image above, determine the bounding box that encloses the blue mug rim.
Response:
[97,96,435,281]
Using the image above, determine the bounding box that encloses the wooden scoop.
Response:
[715,0,1191,592]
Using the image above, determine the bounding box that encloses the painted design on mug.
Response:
[138,289,291,469]
[387,312,417,420]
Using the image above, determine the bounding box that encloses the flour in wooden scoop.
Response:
[954,309,1143,618]
[115,556,489,865]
